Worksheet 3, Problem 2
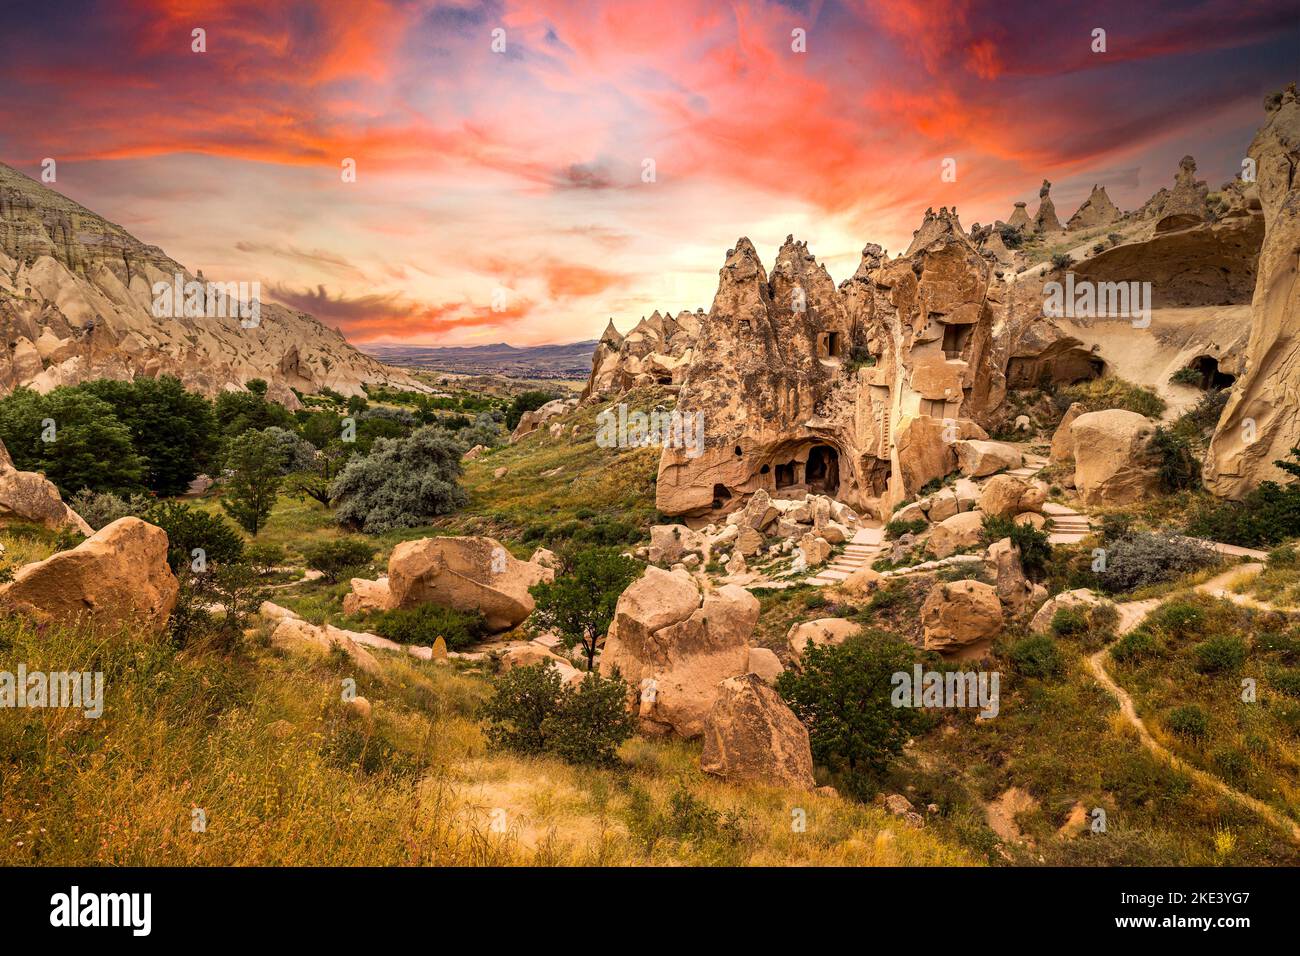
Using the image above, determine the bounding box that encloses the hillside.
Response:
[0,161,423,406]
[364,341,598,379]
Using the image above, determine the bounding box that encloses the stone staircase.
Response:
[1007,451,1049,479]
[808,523,886,587]
[1042,501,1093,544]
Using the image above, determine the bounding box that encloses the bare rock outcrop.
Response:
[599,567,759,738]
[1033,180,1064,233]
[1070,409,1160,505]
[0,517,177,634]
[1206,85,1300,497]
[1153,155,1211,233]
[700,673,815,789]
[920,579,1003,654]
[385,536,554,632]
[1066,185,1121,231]
[786,617,862,668]
[0,462,92,535]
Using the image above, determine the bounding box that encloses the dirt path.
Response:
[1092,563,1300,844]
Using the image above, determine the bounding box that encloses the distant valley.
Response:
[363,340,598,379]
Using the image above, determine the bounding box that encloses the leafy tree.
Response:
[83,376,218,495]
[286,442,349,506]
[330,426,468,532]
[776,631,919,797]
[214,382,294,437]
[483,664,634,765]
[529,547,642,669]
[505,390,558,430]
[145,501,245,572]
[483,663,564,756]
[298,409,347,450]
[260,426,319,475]
[0,388,143,495]
[219,429,286,536]
[1152,426,1200,492]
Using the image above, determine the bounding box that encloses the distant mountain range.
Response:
[363,340,598,378]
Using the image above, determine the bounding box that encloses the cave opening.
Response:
[711,484,732,509]
[805,444,840,495]
[1190,355,1235,390]
[941,322,972,360]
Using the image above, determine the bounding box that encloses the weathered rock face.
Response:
[1066,185,1121,231]
[0,517,177,634]
[1050,402,1086,463]
[270,616,381,675]
[1206,86,1300,498]
[927,510,986,559]
[1006,202,1031,231]
[1070,409,1160,506]
[509,398,575,442]
[1029,588,1115,634]
[988,537,1045,612]
[580,311,701,399]
[1152,155,1211,233]
[700,673,816,789]
[954,439,1023,477]
[599,568,758,738]
[786,617,862,668]
[0,456,92,535]
[978,474,1044,518]
[1033,180,1064,233]
[342,577,394,616]
[386,536,554,632]
[920,580,1003,653]
[0,162,423,403]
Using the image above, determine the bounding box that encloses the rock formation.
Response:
[1206,85,1300,497]
[920,579,1002,653]
[1006,202,1031,231]
[580,309,701,399]
[599,567,759,738]
[700,673,816,789]
[1149,155,1211,233]
[1033,180,1064,233]
[1069,409,1161,505]
[1066,185,1121,230]
[0,161,423,403]
[0,517,177,634]
[0,437,92,534]
[384,535,554,632]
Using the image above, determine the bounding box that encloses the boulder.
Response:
[0,464,93,535]
[499,643,582,686]
[700,674,815,789]
[1070,410,1160,506]
[1014,512,1047,530]
[342,576,394,616]
[649,524,706,565]
[786,617,862,668]
[599,570,758,738]
[1050,402,1086,463]
[988,537,1045,612]
[746,647,784,684]
[894,501,926,524]
[0,517,177,634]
[1029,588,1116,635]
[724,551,748,575]
[270,616,380,674]
[925,487,959,521]
[977,475,1045,519]
[386,536,554,632]
[739,488,779,531]
[529,548,560,571]
[927,510,985,559]
[841,565,883,596]
[735,526,765,556]
[920,580,1003,653]
[954,440,1023,477]
[798,533,832,567]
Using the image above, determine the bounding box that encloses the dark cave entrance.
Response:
[775,461,798,489]
[1190,355,1235,390]
[805,445,840,495]
[711,484,732,509]
[941,322,973,360]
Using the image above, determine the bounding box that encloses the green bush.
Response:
[1050,252,1074,271]
[1050,607,1088,637]
[776,631,919,792]
[1166,705,1209,740]
[1111,629,1158,663]
[1008,633,1064,678]
[1146,600,1204,639]
[1096,532,1218,594]
[1192,635,1248,673]
[66,489,151,531]
[373,603,487,650]
[483,664,633,765]
[331,426,468,533]
[885,518,928,539]
[243,543,287,575]
[1152,427,1201,492]
[1267,544,1299,568]
[1185,447,1300,547]
[1170,366,1203,387]
[505,391,559,431]
[1272,669,1300,699]
[1055,376,1166,419]
[302,538,375,584]
[145,501,245,572]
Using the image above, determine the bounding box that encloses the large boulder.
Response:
[0,464,93,535]
[649,524,706,565]
[920,580,1003,653]
[700,674,815,789]
[1070,410,1160,506]
[954,440,1023,477]
[978,475,1046,519]
[0,517,178,634]
[599,568,758,738]
[927,510,986,559]
[342,576,394,616]
[988,537,1046,612]
[1029,588,1116,634]
[786,617,862,668]
[386,536,554,632]
[1050,402,1086,464]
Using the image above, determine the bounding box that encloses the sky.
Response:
[0,0,1296,347]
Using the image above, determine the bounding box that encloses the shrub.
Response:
[372,603,487,650]
[1050,252,1074,271]
[1111,629,1158,663]
[145,501,245,572]
[302,538,374,583]
[1272,669,1300,699]
[66,489,151,531]
[998,224,1024,248]
[1009,522,1052,578]
[541,672,637,766]
[1193,635,1248,673]
[885,518,928,539]
[1050,607,1088,637]
[244,542,286,575]
[1146,600,1205,639]
[1185,447,1300,547]
[1096,531,1218,594]
[483,664,634,765]
[1170,366,1203,387]
[1166,705,1209,740]
[1152,427,1201,492]
[1173,389,1229,438]
[1008,633,1064,678]
[776,631,919,793]
[1267,544,1299,569]
[1055,376,1166,419]
[330,426,468,533]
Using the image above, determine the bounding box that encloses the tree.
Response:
[145,501,245,572]
[214,381,293,437]
[330,425,468,532]
[0,388,144,495]
[505,390,558,430]
[776,631,920,798]
[483,664,634,765]
[83,376,218,495]
[219,429,285,536]
[286,442,349,506]
[528,547,642,669]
